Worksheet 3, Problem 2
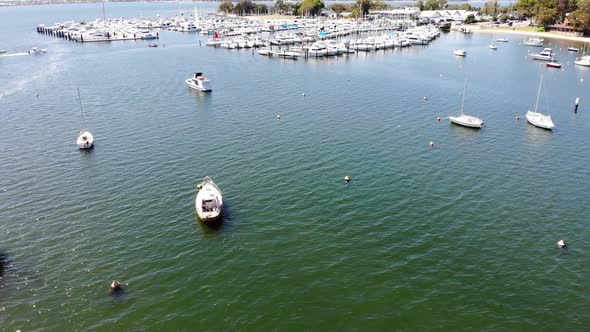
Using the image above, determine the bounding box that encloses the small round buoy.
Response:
[302,93,305,96]
[515,116,520,120]
[35,93,39,98]
[197,183,203,190]
[423,96,427,101]
[557,239,567,248]
[429,141,434,148]
[436,117,441,121]
[344,175,350,182]
[277,114,280,119]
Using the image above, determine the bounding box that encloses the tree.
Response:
[569,0,590,34]
[298,0,325,17]
[424,0,447,10]
[218,0,234,14]
[274,0,290,15]
[256,4,268,15]
[328,3,352,16]
[357,0,372,18]
[233,0,256,15]
[465,14,477,23]
[416,0,425,11]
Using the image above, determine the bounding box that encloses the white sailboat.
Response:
[526,74,555,130]
[76,88,94,149]
[448,79,484,129]
[195,177,223,222]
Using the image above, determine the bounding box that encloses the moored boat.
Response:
[526,74,554,130]
[195,177,223,222]
[453,49,467,56]
[77,130,94,149]
[575,55,590,67]
[524,38,544,47]
[568,47,579,52]
[448,79,484,129]
[186,72,212,92]
[530,48,555,61]
[489,44,497,50]
[496,38,509,42]
[546,62,562,68]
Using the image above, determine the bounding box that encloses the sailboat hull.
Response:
[526,111,554,130]
[449,115,484,128]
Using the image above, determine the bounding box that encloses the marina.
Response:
[1,1,590,331]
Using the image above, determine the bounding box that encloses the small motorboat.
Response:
[489,44,498,50]
[0,50,6,54]
[276,50,299,59]
[530,48,556,61]
[453,49,467,56]
[28,47,47,55]
[195,176,223,222]
[77,130,94,149]
[148,43,158,48]
[185,72,212,92]
[523,38,544,47]
[546,62,562,68]
[496,38,509,42]
[568,47,579,52]
[257,49,274,56]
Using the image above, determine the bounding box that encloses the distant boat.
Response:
[28,47,46,55]
[530,48,556,61]
[75,89,94,149]
[496,38,509,42]
[568,47,579,52]
[453,49,467,56]
[524,38,544,47]
[276,50,299,59]
[575,55,590,67]
[257,49,273,56]
[546,62,562,68]
[489,44,498,50]
[186,72,212,92]
[526,74,555,130]
[148,43,158,48]
[195,177,223,222]
[0,49,5,54]
[448,79,484,129]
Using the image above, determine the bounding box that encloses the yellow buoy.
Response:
[197,183,203,190]
[344,175,351,182]
[436,117,441,121]
[515,116,520,120]
[429,141,434,147]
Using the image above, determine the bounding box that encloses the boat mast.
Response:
[460,78,467,115]
[534,74,543,113]
[77,88,87,127]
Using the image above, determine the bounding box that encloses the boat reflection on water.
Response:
[524,121,553,145]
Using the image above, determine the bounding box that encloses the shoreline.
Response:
[473,27,590,43]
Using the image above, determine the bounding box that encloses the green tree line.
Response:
[515,0,590,33]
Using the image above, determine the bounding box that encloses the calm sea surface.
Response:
[1,2,589,330]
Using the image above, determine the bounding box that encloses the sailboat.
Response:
[76,88,94,149]
[525,74,555,130]
[449,79,484,128]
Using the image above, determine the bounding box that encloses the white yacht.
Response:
[448,80,484,129]
[195,176,223,222]
[489,44,498,50]
[453,49,467,56]
[575,55,590,67]
[77,130,94,149]
[186,72,212,92]
[276,50,299,59]
[530,48,555,61]
[523,38,544,47]
[496,38,509,42]
[526,74,555,130]
[257,49,274,56]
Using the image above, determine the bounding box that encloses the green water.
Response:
[1,3,589,330]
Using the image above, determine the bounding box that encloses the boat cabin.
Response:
[201,199,218,212]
